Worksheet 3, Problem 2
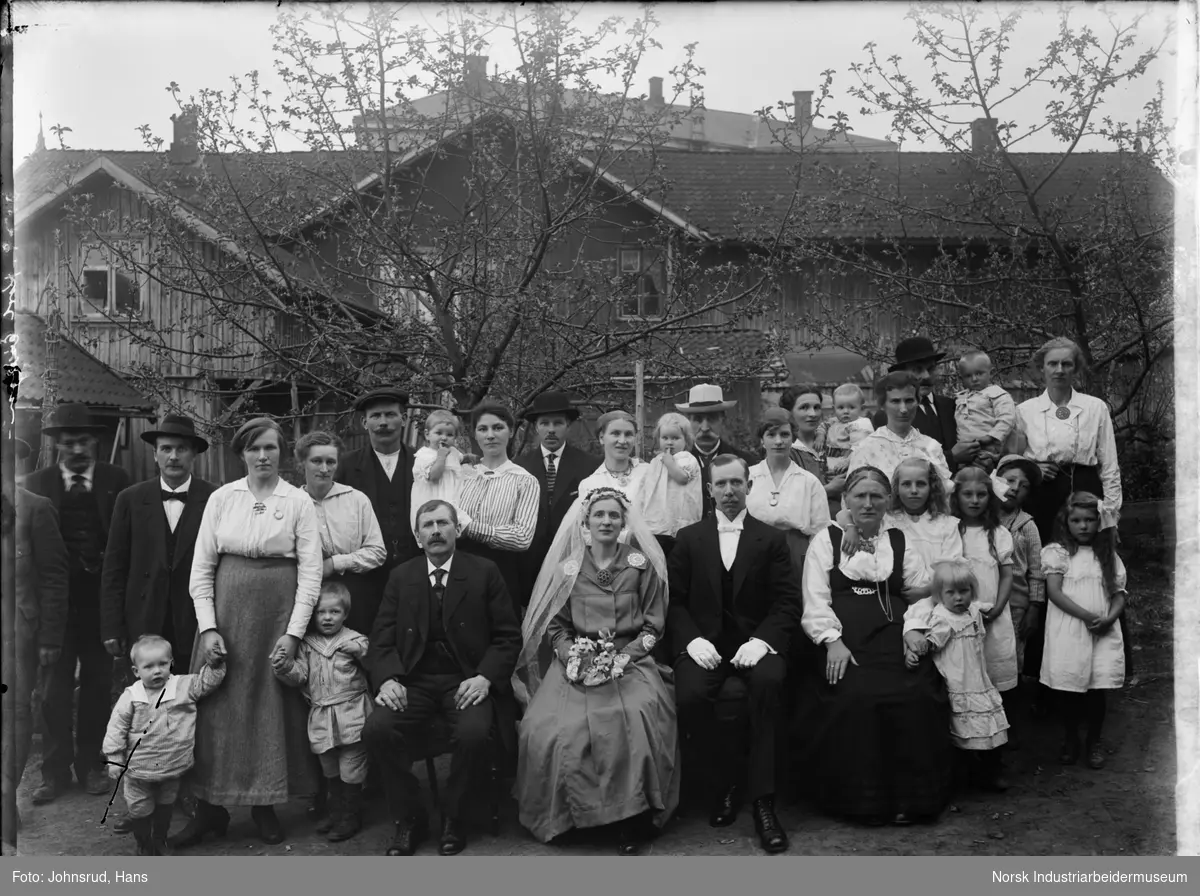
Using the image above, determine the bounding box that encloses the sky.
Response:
[10,0,1185,160]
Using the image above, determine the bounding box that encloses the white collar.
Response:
[540,445,562,460]
[160,476,192,493]
[131,675,179,704]
[305,481,352,502]
[372,446,402,460]
[60,463,95,485]
[1035,389,1084,411]
[715,508,747,527]
[232,477,294,497]
[427,554,454,578]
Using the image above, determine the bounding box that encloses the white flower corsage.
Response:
[611,653,631,679]
[627,552,647,569]
[641,633,657,651]
[563,560,581,577]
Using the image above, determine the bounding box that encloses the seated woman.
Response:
[799,466,953,826]
[514,487,680,855]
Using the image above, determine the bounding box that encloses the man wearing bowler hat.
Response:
[513,391,596,609]
[23,402,131,803]
[676,384,758,518]
[4,439,69,836]
[336,388,421,627]
[872,336,978,472]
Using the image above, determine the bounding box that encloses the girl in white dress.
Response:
[952,467,1019,697]
[1040,492,1127,770]
[410,409,475,533]
[638,412,702,557]
[907,559,1009,791]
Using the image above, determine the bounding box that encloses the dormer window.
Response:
[617,247,665,320]
[78,240,145,319]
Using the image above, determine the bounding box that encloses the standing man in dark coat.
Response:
[513,391,596,606]
[4,439,69,836]
[101,415,216,668]
[335,387,420,634]
[363,499,522,857]
[677,384,759,518]
[666,455,803,854]
[23,402,131,803]
[871,336,977,472]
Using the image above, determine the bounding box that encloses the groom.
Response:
[665,455,802,854]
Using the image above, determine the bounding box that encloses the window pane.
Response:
[640,280,661,318]
[620,295,640,318]
[619,249,642,273]
[113,269,139,313]
[82,270,108,313]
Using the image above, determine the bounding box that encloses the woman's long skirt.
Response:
[190,555,318,806]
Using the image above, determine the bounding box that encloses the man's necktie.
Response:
[69,474,88,495]
[161,491,187,502]
[545,452,558,496]
[924,396,937,417]
[432,568,446,608]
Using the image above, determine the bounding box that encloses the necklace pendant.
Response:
[769,492,780,507]
[596,568,614,586]
[1055,406,1071,420]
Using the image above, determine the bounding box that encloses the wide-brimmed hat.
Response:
[889,336,946,372]
[675,383,737,413]
[522,390,580,422]
[141,414,209,453]
[995,454,1043,488]
[41,402,107,437]
[352,388,410,412]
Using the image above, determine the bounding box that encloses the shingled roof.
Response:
[13,312,156,411]
[606,148,1173,242]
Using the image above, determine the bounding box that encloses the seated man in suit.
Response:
[363,499,522,857]
[872,336,977,472]
[666,455,804,854]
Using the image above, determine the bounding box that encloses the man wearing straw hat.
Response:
[23,402,131,804]
[676,384,757,518]
[4,439,69,836]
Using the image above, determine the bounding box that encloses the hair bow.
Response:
[989,471,1011,502]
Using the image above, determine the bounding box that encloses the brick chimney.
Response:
[465,54,488,90]
[793,91,813,132]
[971,117,999,154]
[649,76,664,107]
[169,107,199,165]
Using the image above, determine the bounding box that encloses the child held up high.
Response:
[822,383,875,478]
[639,411,703,557]
[103,634,226,855]
[411,409,475,533]
[273,582,374,841]
[907,560,1010,791]
[954,351,1016,472]
[1040,492,1127,769]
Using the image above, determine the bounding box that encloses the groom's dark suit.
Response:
[666,511,802,802]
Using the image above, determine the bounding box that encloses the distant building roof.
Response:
[13,312,156,411]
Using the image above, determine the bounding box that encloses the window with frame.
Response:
[616,247,665,320]
[78,240,145,318]
[372,248,439,324]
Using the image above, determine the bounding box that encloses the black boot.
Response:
[308,776,329,822]
[167,799,230,850]
[148,805,173,855]
[130,816,155,856]
[251,805,285,845]
[317,779,341,835]
[328,782,363,842]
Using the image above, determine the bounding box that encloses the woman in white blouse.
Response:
[576,410,651,508]
[847,372,952,494]
[456,403,539,615]
[1009,337,1123,543]
[799,466,951,826]
[746,406,830,574]
[172,417,323,849]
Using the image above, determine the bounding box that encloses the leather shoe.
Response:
[1059,735,1080,765]
[251,805,285,845]
[617,820,644,856]
[167,801,230,850]
[112,812,134,834]
[1086,742,1107,770]
[752,796,788,854]
[32,777,67,805]
[85,767,111,796]
[709,786,740,828]
[386,817,429,856]
[438,817,466,856]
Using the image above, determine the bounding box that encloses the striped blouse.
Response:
[458,460,538,551]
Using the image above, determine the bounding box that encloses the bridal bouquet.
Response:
[565,629,629,686]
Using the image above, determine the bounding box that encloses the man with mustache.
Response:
[364,500,521,857]
[871,336,978,472]
[23,403,131,804]
[676,384,758,518]
[99,414,216,830]
[336,388,420,633]
[666,456,803,854]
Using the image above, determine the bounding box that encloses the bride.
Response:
[513,487,680,854]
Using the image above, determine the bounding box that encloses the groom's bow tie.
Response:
[717,521,743,533]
